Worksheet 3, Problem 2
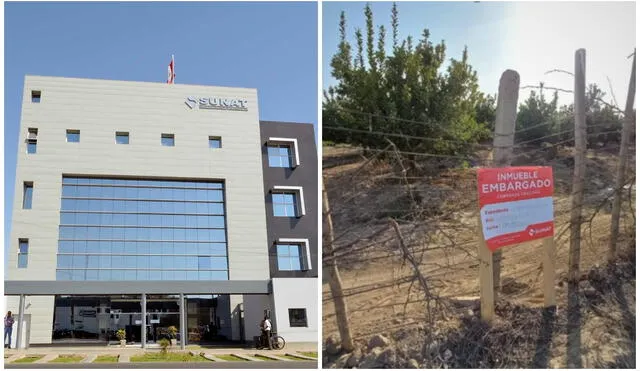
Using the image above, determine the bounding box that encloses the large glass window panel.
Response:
[174,270,187,280]
[74,241,86,254]
[73,255,86,269]
[57,270,72,280]
[186,271,198,280]
[59,226,74,239]
[59,241,74,254]
[161,242,173,255]
[186,256,198,268]
[98,270,111,281]
[60,213,75,225]
[112,255,124,268]
[57,255,72,269]
[87,213,101,225]
[137,270,149,280]
[150,256,162,269]
[210,271,228,280]
[86,241,100,253]
[85,270,99,280]
[198,256,210,269]
[211,243,227,256]
[149,270,161,280]
[123,270,136,280]
[210,257,228,270]
[87,256,100,268]
[174,256,187,269]
[210,230,226,242]
[112,241,125,254]
[99,255,110,268]
[137,242,150,255]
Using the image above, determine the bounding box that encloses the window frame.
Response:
[18,239,29,268]
[31,91,41,103]
[266,137,300,168]
[288,308,308,328]
[115,131,130,145]
[208,136,222,149]
[66,129,80,143]
[276,238,312,271]
[23,182,34,209]
[271,186,306,217]
[161,133,175,147]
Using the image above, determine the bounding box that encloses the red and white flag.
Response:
[167,55,175,84]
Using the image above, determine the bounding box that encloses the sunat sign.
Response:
[185,96,248,111]
[477,166,555,251]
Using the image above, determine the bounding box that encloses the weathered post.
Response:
[609,51,636,261]
[569,49,587,283]
[490,70,519,303]
[322,178,354,352]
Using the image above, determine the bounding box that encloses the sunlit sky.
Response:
[323,1,636,107]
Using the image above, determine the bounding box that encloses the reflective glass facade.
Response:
[56,176,229,281]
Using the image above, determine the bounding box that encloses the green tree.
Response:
[323,2,489,155]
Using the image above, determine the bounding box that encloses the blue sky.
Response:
[323,1,636,107]
[3,1,318,266]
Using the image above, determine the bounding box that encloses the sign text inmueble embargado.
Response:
[477,166,554,251]
[185,96,248,111]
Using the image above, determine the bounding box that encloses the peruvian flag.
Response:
[167,55,175,84]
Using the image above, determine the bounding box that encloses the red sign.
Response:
[477,166,554,251]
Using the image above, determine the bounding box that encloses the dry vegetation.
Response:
[322,142,635,368]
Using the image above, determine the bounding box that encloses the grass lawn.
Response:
[12,355,45,363]
[49,354,85,363]
[216,354,248,362]
[298,351,318,358]
[93,355,119,363]
[129,352,209,363]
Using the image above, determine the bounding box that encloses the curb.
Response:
[231,353,261,362]
[5,354,27,363]
[259,353,291,361]
[81,354,98,363]
[203,354,225,362]
[288,353,317,361]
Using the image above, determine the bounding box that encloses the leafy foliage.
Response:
[323,2,492,155]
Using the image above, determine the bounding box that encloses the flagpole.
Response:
[172,54,175,84]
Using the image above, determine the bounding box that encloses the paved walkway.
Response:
[3,342,317,365]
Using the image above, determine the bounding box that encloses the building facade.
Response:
[4,76,318,347]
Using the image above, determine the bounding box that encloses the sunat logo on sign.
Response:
[185,96,248,111]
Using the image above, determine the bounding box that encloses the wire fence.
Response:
[322,111,636,343]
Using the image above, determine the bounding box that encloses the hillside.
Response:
[322,142,635,368]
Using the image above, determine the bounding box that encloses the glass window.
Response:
[116,132,129,144]
[57,255,72,269]
[272,192,297,217]
[31,90,41,103]
[27,139,37,154]
[161,133,175,146]
[276,244,304,271]
[23,182,33,209]
[268,144,294,168]
[66,129,80,143]
[209,136,222,148]
[288,308,308,327]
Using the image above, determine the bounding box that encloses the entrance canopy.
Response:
[5,280,271,295]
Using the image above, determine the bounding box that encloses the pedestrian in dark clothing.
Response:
[4,311,15,349]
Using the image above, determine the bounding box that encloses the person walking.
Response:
[4,311,15,349]
[263,316,272,350]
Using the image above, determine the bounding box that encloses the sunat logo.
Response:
[529,226,552,237]
[185,96,248,111]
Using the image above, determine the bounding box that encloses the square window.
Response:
[268,144,293,167]
[276,243,307,271]
[23,182,33,209]
[116,132,129,144]
[209,136,222,148]
[161,133,175,147]
[66,129,80,143]
[272,192,297,217]
[31,90,41,103]
[288,308,308,327]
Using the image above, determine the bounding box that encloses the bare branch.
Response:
[545,69,574,77]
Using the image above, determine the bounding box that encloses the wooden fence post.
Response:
[569,49,587,283]
[322,178,354,352]
[490,70,519,303]
[609,51,636,261]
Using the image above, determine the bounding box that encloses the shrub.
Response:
[116,329,126,341]
[158,338,171,354]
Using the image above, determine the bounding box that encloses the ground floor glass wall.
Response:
[52,294,226,344]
